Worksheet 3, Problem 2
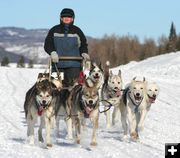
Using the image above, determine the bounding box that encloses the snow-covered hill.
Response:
[0,27,48,64]
[0,52,180,158]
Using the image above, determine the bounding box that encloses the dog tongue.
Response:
[85,107,93,114]
[116,91,121,97]
[38,106,44,116]
[84,107,93,118]
[150,98,155,103]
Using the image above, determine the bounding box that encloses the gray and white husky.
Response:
[86,62,104,89]
[66,81,100,146]
[24,79,58,147]
[101,68,123,128]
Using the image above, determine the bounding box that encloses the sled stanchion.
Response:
[49,57,52,81]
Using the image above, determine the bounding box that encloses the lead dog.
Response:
[24,79,59,147]
[119,77,147,141]
[138,82,160,131]
[67,81,100,146]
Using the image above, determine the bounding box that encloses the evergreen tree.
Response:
[168,22,177,52]
[17,55,25,68]
[176,35,180,51]
[28,59,34,68]
[1,56,9,66]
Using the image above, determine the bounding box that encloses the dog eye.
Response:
[46,95,50,97]
[85,94,89,97]
[133,87,136,89]
[39,94,43,97]
[149,89,152,91]
[118,82,120,84]
[141,87,143,90]
[155,89,158,91]
[112,82,115,84]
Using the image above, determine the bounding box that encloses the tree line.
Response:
[1,55,33,68]
[88,22,180,67]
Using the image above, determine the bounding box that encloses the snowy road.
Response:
[0,52,180,158]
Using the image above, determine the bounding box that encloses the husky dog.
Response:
[119,77,147,141]
[24,79,58,147]
[67,81,100,146]
[146,82,159,106]
[136,82,160,131]
[101,69,123,128]
[86,62,104,89]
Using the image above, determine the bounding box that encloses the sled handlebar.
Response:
[59,56,83,61]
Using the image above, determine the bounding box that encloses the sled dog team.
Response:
[24,61,160,147]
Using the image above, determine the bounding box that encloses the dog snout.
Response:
[88,100,93,104]
[42,100,46,104]
[135,93,140,97]
[114,87,119,90]
[153,94,156,98]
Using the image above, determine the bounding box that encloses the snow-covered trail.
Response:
[0,52,180,158]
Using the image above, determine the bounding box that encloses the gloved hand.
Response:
[81,53,90,61]
[50,51,59,63]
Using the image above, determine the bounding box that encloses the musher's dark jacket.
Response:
[44,23,88,68]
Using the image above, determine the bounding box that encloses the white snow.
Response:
[0,52,180,158]
[6,30,18,36]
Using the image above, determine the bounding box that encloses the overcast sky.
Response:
[0,0,179,41]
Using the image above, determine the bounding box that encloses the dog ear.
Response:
[133,76,136,81]
[99,62,104,72]
[118,70,121,77]
[143,77,146,82]
[90,62,96,72]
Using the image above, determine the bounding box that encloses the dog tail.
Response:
[104,61,110,84]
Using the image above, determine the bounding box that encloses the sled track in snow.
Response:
[0,111,21,131]
[5,70,22,109]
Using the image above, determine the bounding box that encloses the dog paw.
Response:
[90,142,97,146]
[28,136,34,145]
[65,135,73,140]
[47,143,53,147]
[122,135,128,141]
[130,132,139,141]
[77,140,80,144]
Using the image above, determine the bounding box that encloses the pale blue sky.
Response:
[0,0,179,41]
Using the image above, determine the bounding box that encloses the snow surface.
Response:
[0,52,180,158]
